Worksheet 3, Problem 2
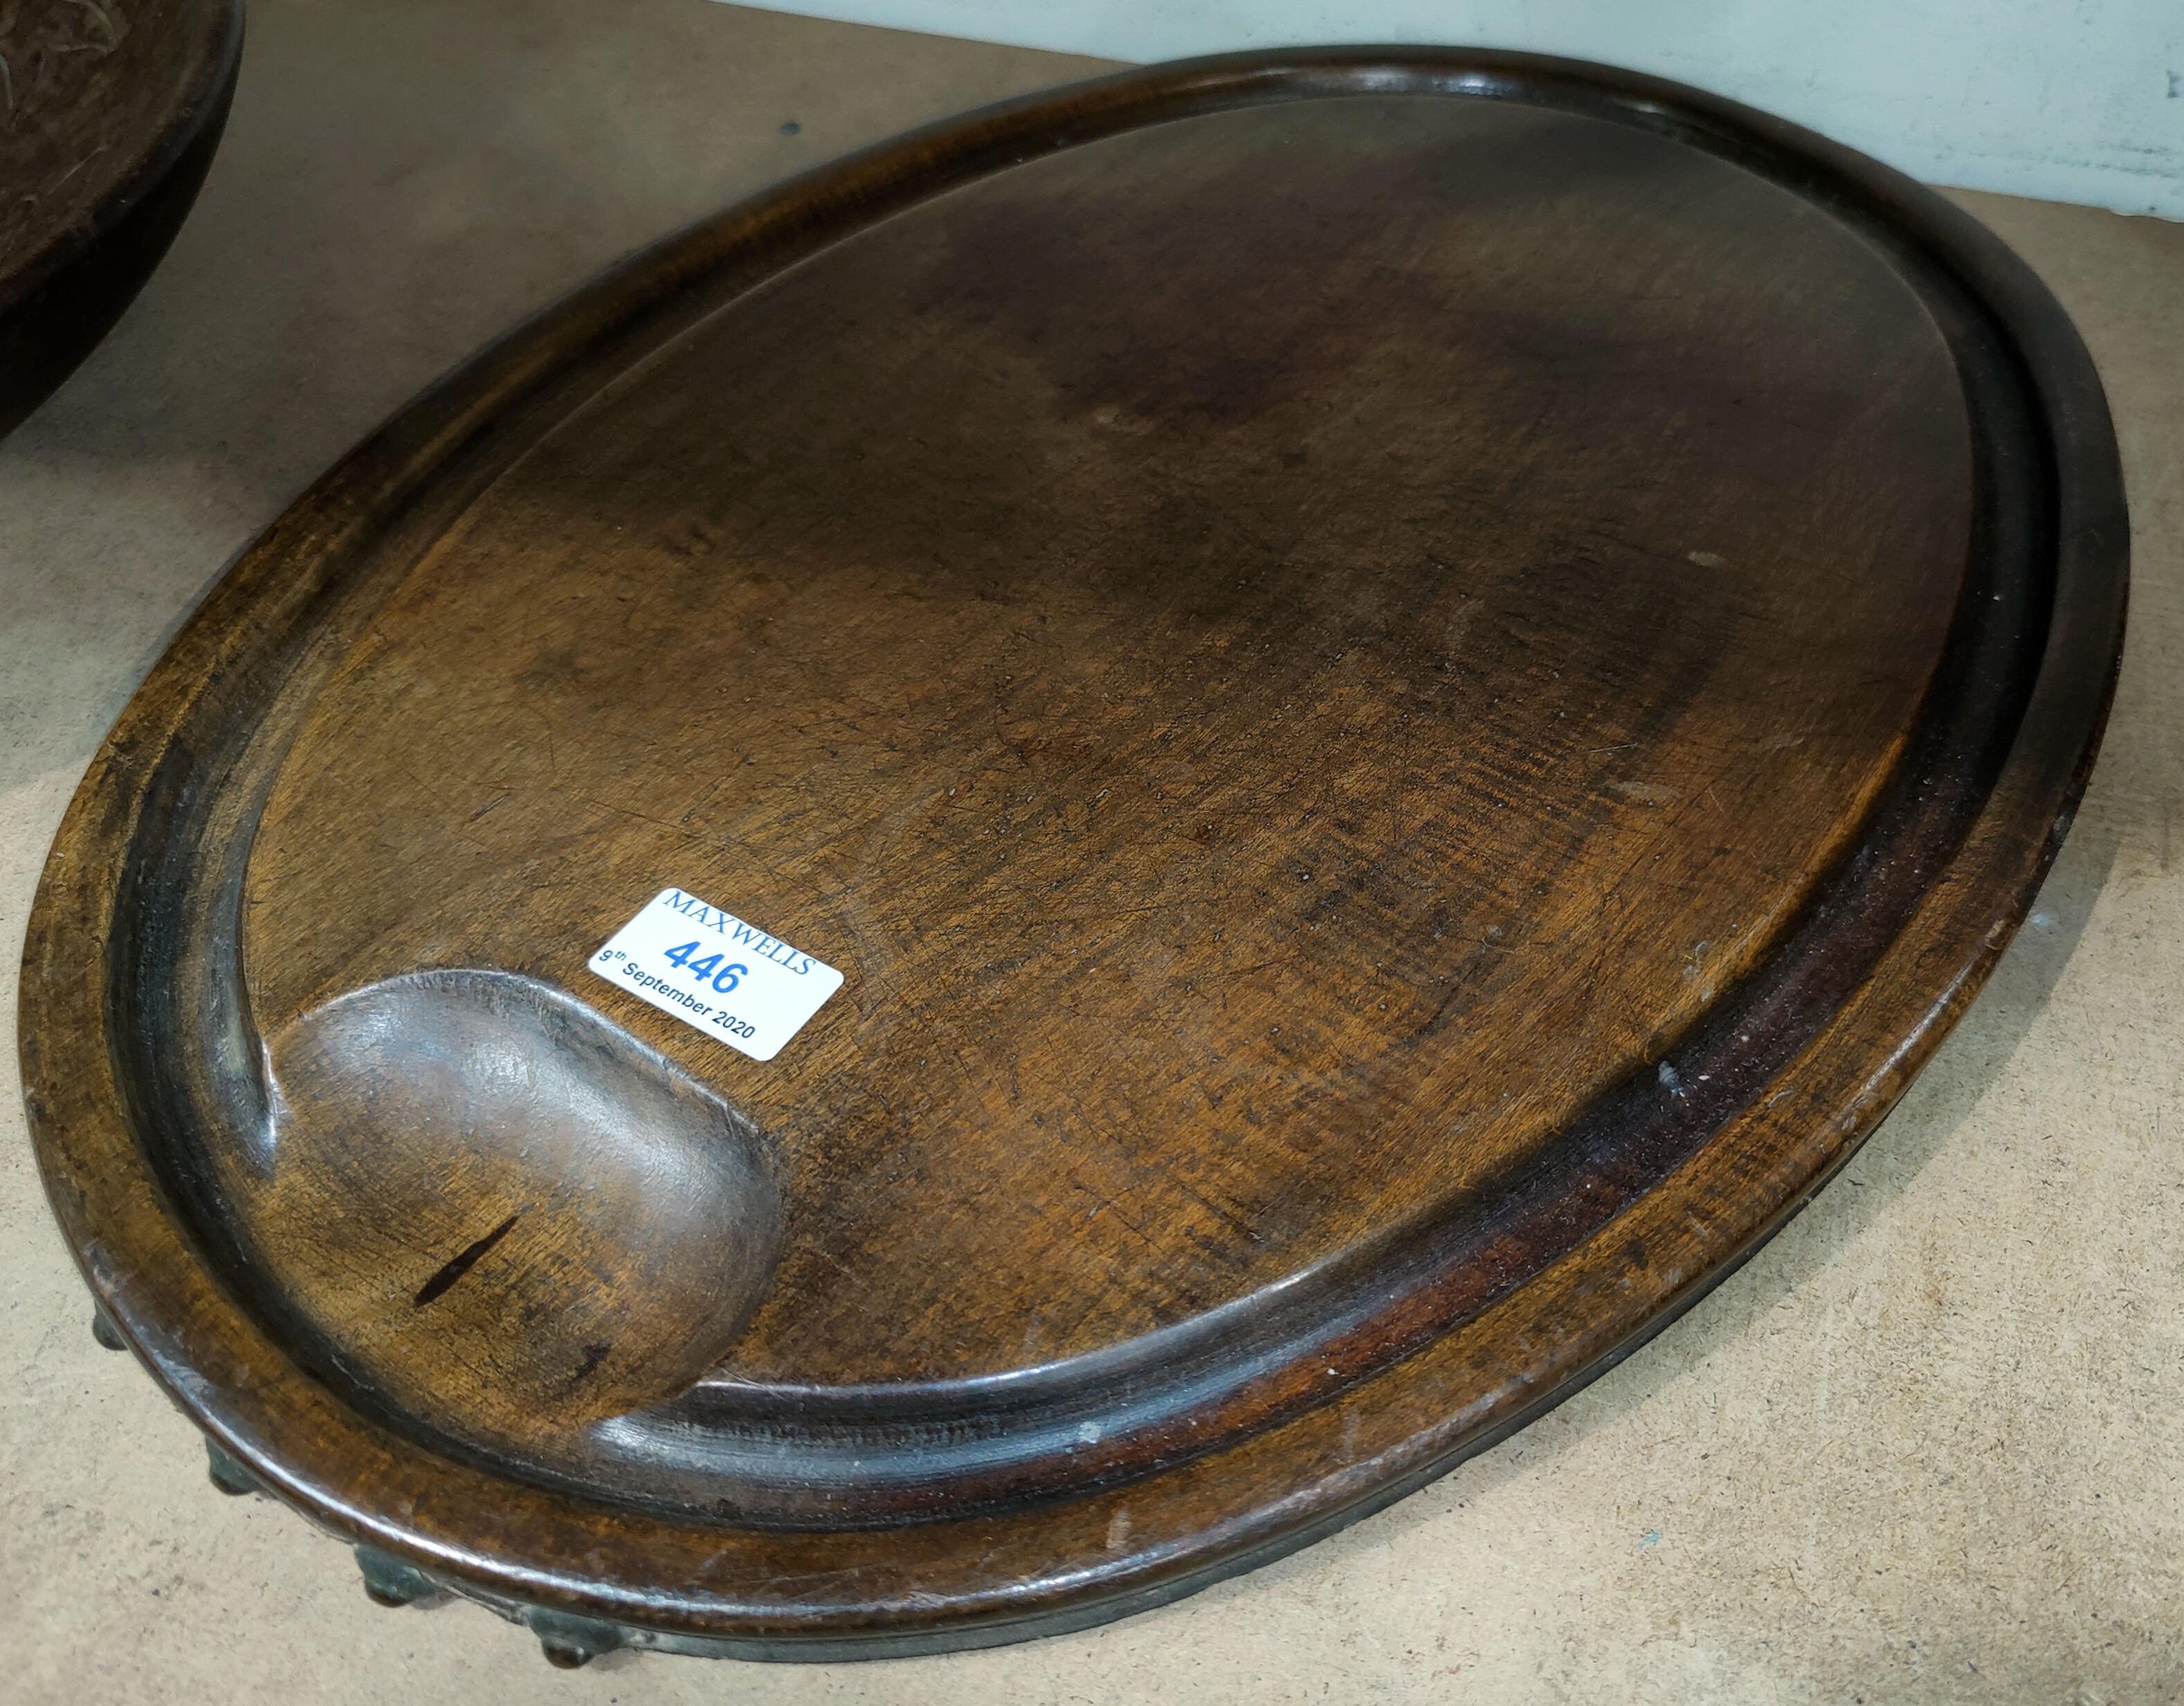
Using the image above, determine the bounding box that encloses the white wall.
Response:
[734,0,2184,219]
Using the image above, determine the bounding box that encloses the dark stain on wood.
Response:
[413,1212,523,1309]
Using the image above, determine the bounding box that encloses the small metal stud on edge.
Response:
[355,1545,437,1608]
[204,1437,259,1496]
[528,1608,625,1669]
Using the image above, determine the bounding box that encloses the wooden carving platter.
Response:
[21,50,2126,1658]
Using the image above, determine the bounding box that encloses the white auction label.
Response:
[589,888,842,1062]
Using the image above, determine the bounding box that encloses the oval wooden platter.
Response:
[21,48,2127,1661]
[0,0,242,440]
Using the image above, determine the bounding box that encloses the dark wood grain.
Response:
[0,0,242,440]
[19,48,2126,1659]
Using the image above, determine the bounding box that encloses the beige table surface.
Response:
[3,2,2179,1700]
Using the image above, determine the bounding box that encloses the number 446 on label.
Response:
[589,887,843,1062]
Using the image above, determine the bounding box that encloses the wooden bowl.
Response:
[0,0,242,438]
[19,48,2126,1662]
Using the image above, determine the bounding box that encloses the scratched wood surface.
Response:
[19,49,2127,1654]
